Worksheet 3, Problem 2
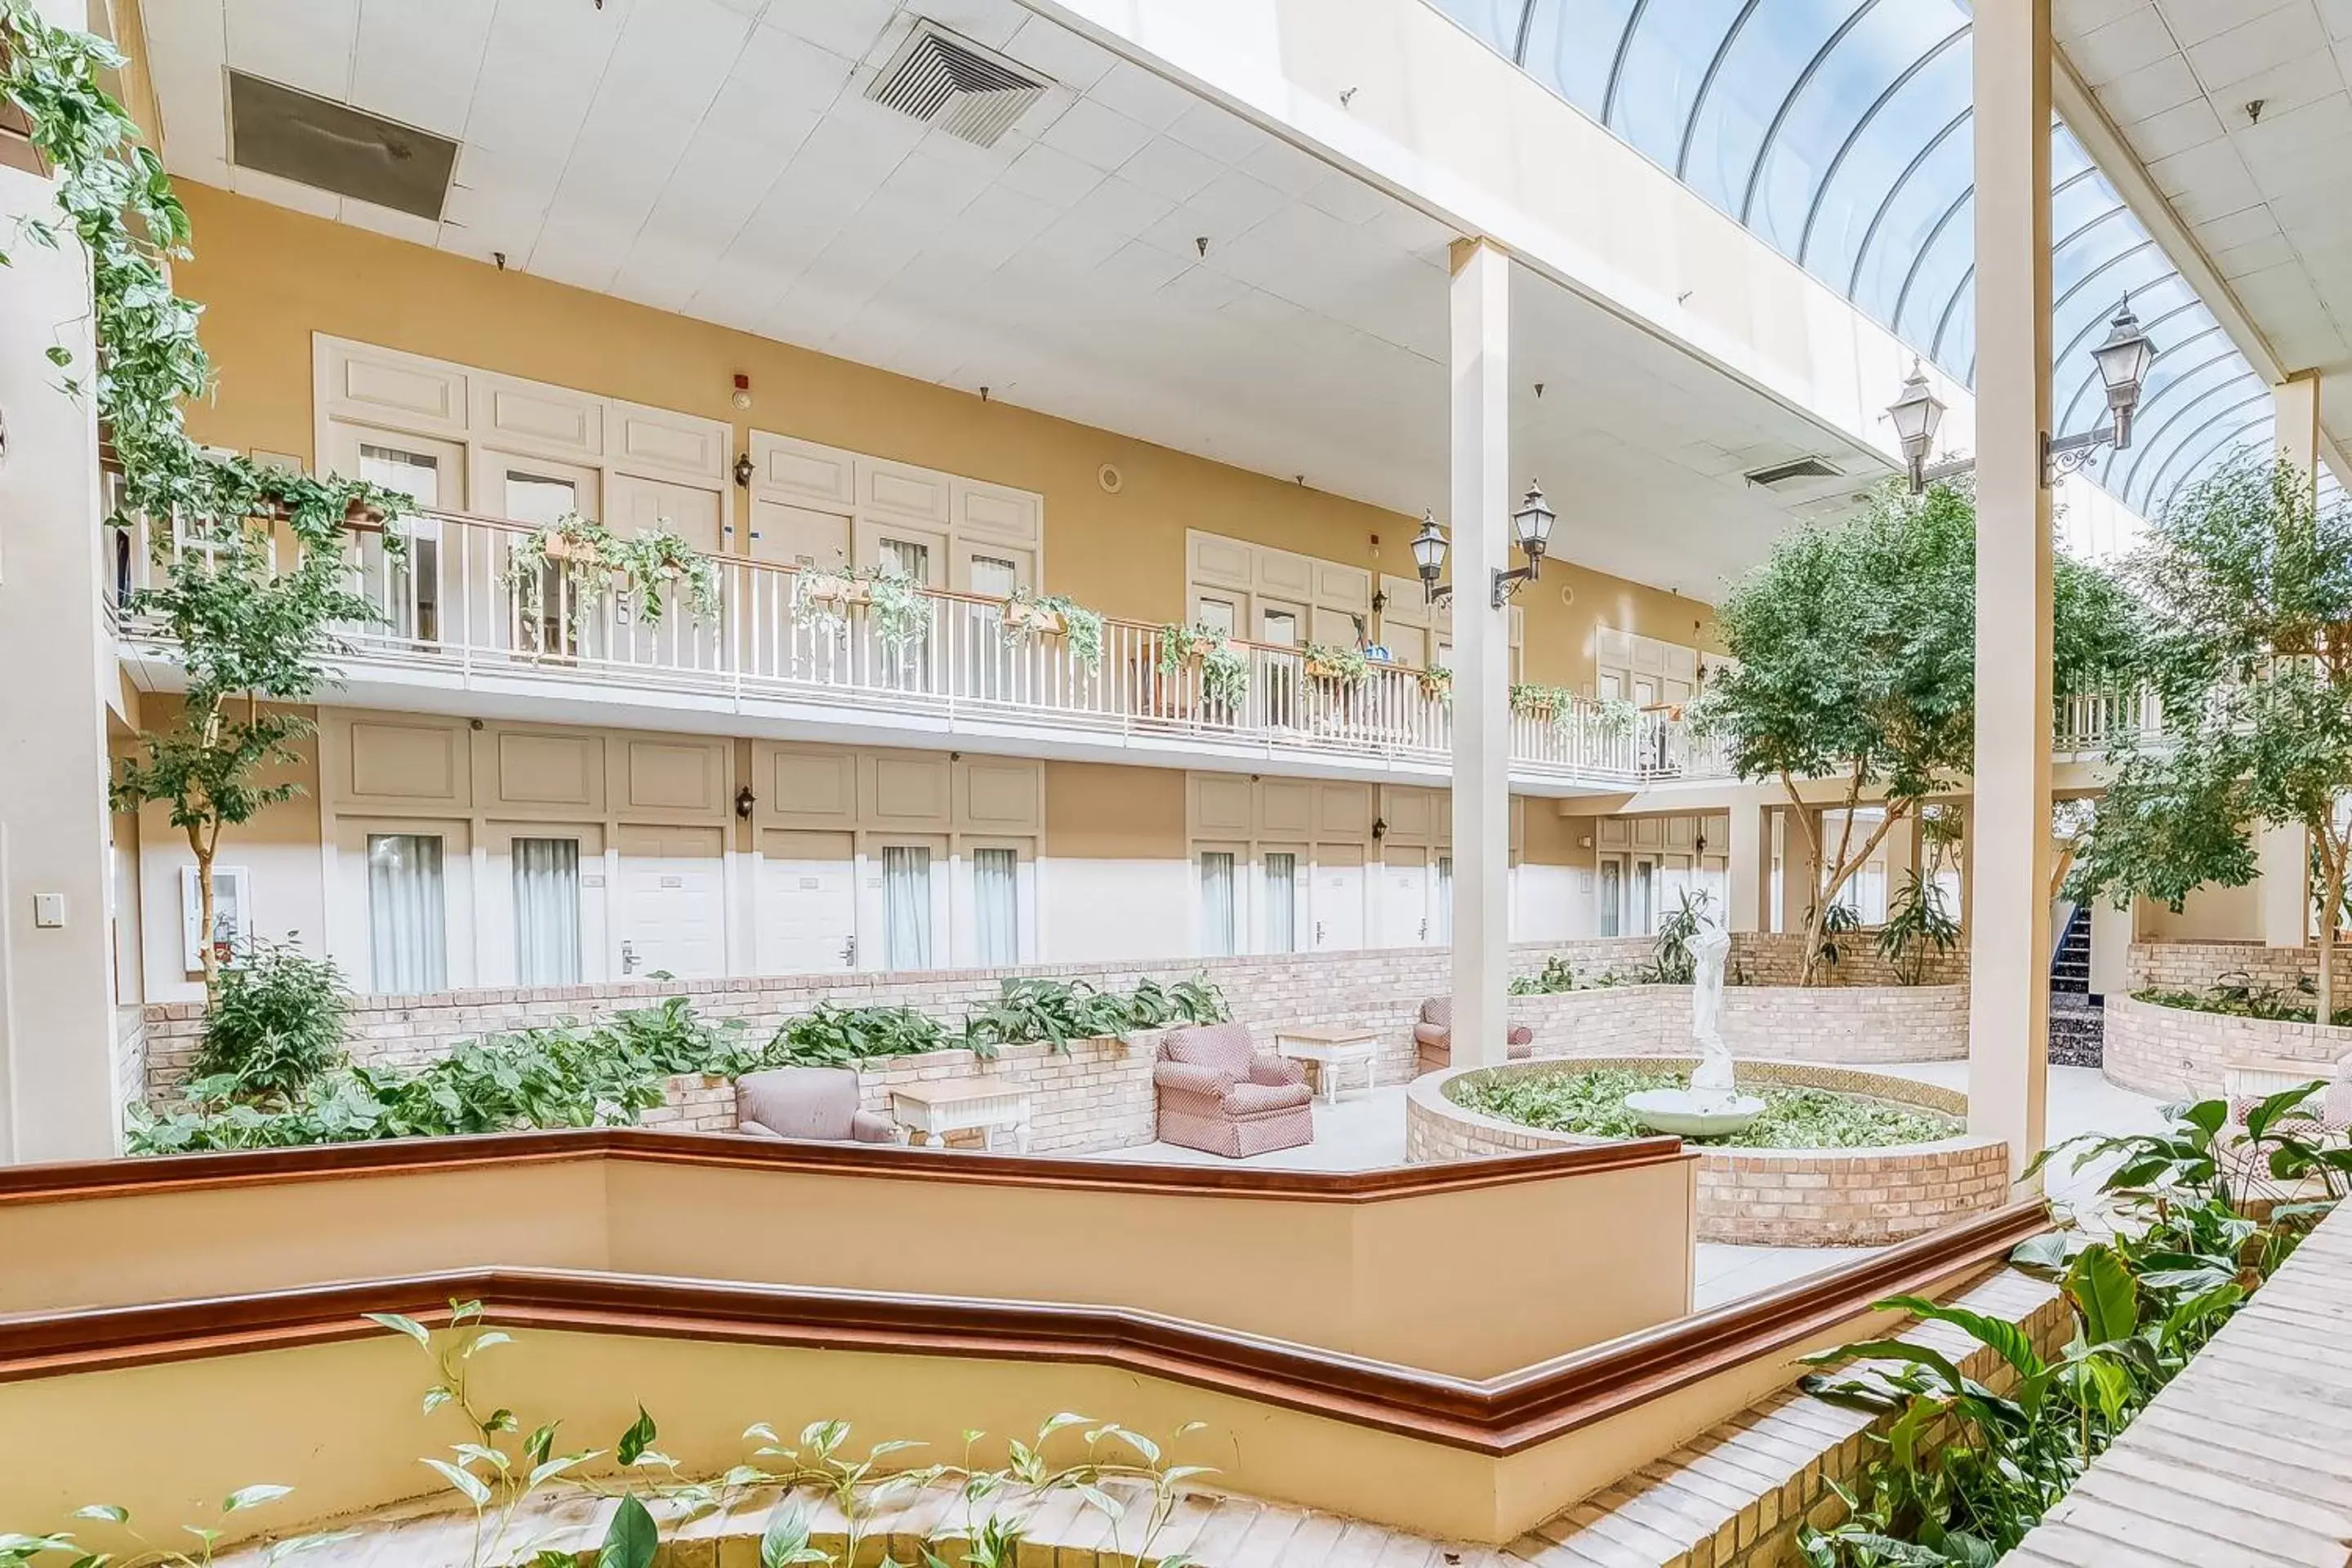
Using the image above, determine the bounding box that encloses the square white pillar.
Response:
[1447,238,1512,1068]
[1966,0,2056,1178]
[1725,798,1767,933]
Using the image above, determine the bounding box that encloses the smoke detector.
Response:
[866,20,1051,149]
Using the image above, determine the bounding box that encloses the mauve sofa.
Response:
[735,1067,900,1144]
[1153,1022,1316,1158]
[1413,996,1534,1076]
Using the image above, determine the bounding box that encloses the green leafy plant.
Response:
[767,1003,951,1068]
[1418,664,1451,702]
[1708,479,2138,984]
[2,2,425,987]
[1115,974,1228,1029]
[1156,623,1249,710]
[2133,972,2350,1026]
[997,587,1105,671]
[1642,889,1713,985]
[1507,682,1576,724]
[1797,1090,2332,1565]
[1876,871,1961,986]
[792,565,933,652]
[503,514,720,637]
[187,936,351,1100]
[1301,642,1370,687]
[1509,955,1578,996]
[960,976,1226,1054]
[1811,902,1864,973]
[2073,456,2352,1026]
[1451,1066,1958,1148]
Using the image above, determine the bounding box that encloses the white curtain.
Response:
[1263,853,1297,954]
[368,833,447,993]
[513,838,581,986]
[973,848,1018,966]
[1200,852,1236,957]
[883,845,933,970]
[1437,854,1455,944]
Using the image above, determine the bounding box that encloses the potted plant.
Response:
[792,564,932,653]
[1302,642,1370,687]
[1418,664,1452,702]
[1508,682,1572,721]
[997,586,1105,672]
[1157,622,1250,710]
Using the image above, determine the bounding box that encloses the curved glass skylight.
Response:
[1425,0,2315,519]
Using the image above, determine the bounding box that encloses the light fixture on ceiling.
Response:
[1412,483,1556,609]
[1886,295,2153,493]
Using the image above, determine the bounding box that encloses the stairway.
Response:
[2048,902,2104,1067]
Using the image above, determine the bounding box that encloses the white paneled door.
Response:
[1312,844,1367,952]
[1382,847,1434,946]
[757,830,858,974]
[617,825,726,979]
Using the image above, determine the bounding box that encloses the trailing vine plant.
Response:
[997,586,1105,672]
[1301,641,1370,687]
[1156,623,1249,710]
[2,0,416,987]
[791,564,932,652]
[501,513,719,640]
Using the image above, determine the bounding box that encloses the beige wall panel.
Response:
[345,720,464,805]
[319,339,467,435]
[1254,545,1316,599]
[960,759,1043,833]
[869,754,951,826]
[954,479,1042,547]
[1382,786,1437,843]
[1665,817,1695,851]
[1314,560,1373,613]
[609,472,723,555]
[1633,817,1664,849]
[1190,773,1254,838]
[862,460,952,525]
[1380,575,1428,629]
[1187,532,1254,590]
[474,374,603,458]
[623,739,725,814]
[1258,778,1312,838]
[1598,817,1631,849]
[613,399,728,483]
[749,431,858,506]
[1049,764,1185,861]
[767,748,857,825]
[1315,782,1375,839]
[493,732,601,809]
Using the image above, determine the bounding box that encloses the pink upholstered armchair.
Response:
[1413,997,1534,1076]
[1154,1022,1316,1158]
[736,1067,900,1145]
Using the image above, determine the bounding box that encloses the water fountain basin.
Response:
[1623,1088,1766,1138]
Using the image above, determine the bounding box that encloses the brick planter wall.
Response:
[2102,993,2352,1100]
[636,1033,1161,1154]
[2130,938,2352,998]
[1500,984,1967,1065]
[1406,1057,2008,1245]
[1737,931,1968,988]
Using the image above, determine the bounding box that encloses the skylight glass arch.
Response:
[1421,0,2294,521]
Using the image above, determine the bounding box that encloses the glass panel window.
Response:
[1195,597,1238,637]
[973,848,1018,967]
[969,555,1018,599]
[368,833,447,993]
[1199,851,1236,958]
[1597,857,1623,938]
[1436,853,1454,945]
[359,443,443,641]
[881,537,931,582]
[1633,858,1658,936]
[882,846,933,970]
[513,838,581,986]
[1263,852,1297,954]
[505,471,578,524]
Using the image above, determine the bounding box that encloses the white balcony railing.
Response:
[2056,688,2163,754]
[112,508,1734,786]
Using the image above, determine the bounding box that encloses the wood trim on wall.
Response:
[0,1125,1692,1208]
[0,1199,2048,1454]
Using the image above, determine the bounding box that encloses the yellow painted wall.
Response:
[169,184,1717,691]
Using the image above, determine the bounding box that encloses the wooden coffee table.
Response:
[889,1080,1033,1152]
[1272,1027,1379,1103]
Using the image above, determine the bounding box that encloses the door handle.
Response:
[1315,921,1325,946]
[840,935,858,967]
[620,941,638,975]
[1419,919,1428,942]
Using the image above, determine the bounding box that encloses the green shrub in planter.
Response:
[188,936,351,1100]
[767,1003,950,1067]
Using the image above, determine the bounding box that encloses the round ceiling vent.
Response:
[1097,463,1124,495]
[1558,583,1575,607]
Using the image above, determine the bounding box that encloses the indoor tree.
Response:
[2073,456,2352,1026]
[1704,479,2138,981]
[4,0,409,986]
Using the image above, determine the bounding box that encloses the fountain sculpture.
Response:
[1624,909,1766,1138]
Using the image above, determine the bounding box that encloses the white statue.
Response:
[1686,912,1736,1103]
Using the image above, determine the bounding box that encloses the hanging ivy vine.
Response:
[501,513,721,637]
[3,1,414,987]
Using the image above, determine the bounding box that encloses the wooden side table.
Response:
[889,1080,1033,1152]
[1272,1027,1379,1104]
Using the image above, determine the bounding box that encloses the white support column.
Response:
[1967,0,2056,1178]
[2276,371,2322,492]
[2259,373,2323,951]
[1725,797,1767,933]
[0,3,122,1163]
[1447,237,1512,1067]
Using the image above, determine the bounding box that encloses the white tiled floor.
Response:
[1094,1062,2170,1309]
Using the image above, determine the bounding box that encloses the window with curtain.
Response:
[1199,851,1236,957]
[1263,852,1297,954]
[368,833,447,993]
[973,848,1018,966]
[1437,854,1455,944]
[882,846,933,970]
[358,443,442,641]
[512,838,581,986]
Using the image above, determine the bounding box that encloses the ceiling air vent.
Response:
[866,20,1051,148]
[228,70,457,221]
[1742,455,1846,489]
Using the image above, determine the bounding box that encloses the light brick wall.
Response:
[1736,931,1968,989]
[1406,1058,2007,1246]
[2129,938,2352,999]
[2103,993,2352,1100]
[638,1033,1163,1154]
[140,937,1965,1106]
